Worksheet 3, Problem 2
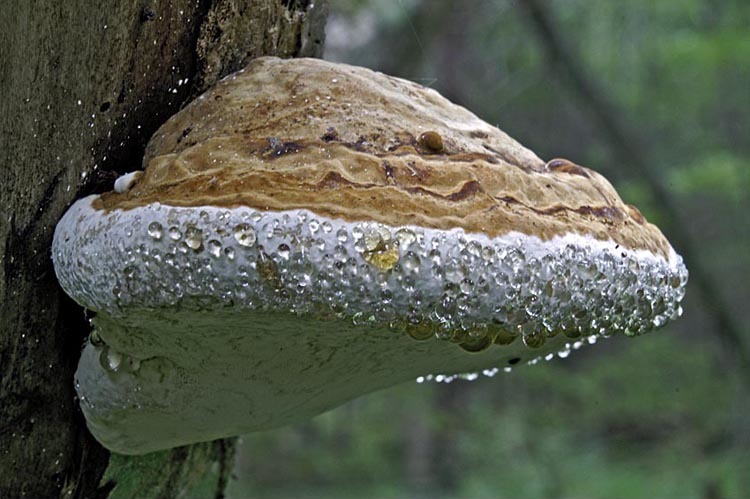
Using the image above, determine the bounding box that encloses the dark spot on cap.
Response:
[382,161,396,183]
[469,130,488,139]
[508,357,521,365]
[140,7,156,22]
[577,205,625,222]
[321,127,339,142]
[264,137,301,158]
[177,127,192,143]
[446,180,483,202]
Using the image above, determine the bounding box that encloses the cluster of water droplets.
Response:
[418,334,603,382]
[54,200,687,357]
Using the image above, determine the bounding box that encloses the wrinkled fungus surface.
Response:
[52,57,687,455]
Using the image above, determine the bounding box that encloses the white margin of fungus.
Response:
[53,193,687,454]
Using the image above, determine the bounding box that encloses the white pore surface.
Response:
[53,195,687,454]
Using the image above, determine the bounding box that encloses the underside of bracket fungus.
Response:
[52,57,687,455]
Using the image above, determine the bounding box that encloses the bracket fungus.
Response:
[52,57,687,455]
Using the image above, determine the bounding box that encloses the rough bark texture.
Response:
[0,1,325,497]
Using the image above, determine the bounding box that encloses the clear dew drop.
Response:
[401,252,420,272]
[184,226,203,250]
[277,243,291,260]
[207,239,222,258]
[89,329,104,347]
[99,347,123,372]
[395,228,417,248]
[363,228,382,251]
[147,222,163,240]
[168,226,182,241]
[233,223,257,247]
[444,261,463,283]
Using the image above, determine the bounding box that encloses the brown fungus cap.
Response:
[53,57,687,455]
[97,57,670,258]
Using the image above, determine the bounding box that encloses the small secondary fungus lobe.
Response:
[52,57,687,455]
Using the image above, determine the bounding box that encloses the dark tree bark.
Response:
[0,1,326,497]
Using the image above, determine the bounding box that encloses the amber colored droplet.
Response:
[522,331,547,349]
[561,326,582,339]
[459,335,494,353]
[405,322,434,341]
[257,252,279,287]
[491,327,517,346]
[545,158,590,178]
[545,327,561,338]
[418,131,444,153]
[362,245,400,271]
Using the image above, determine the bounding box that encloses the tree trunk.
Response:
[0,1,326,497]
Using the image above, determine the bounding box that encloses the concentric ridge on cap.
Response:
[93,57,674,259]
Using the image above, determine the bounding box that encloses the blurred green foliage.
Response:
[224,1,750,497]
[227,336,743,499]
